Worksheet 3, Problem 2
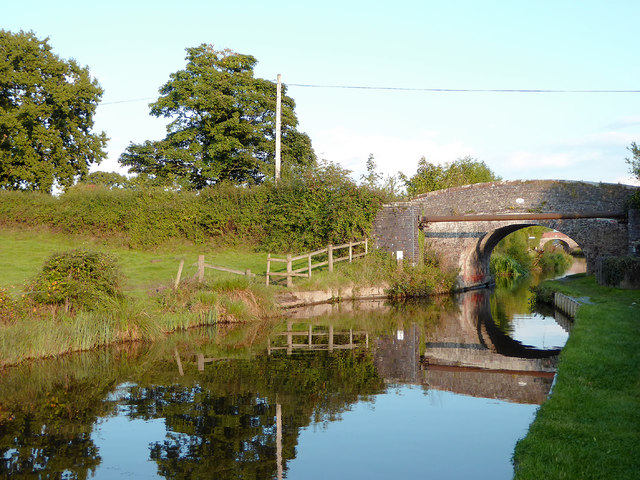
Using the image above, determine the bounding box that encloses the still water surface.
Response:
[0,269,581,479]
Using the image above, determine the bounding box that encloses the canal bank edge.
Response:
[513,275,640,479]
[275,284,389,309]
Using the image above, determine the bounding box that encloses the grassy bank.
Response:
[513,274,640,479]
[0,228,455,366]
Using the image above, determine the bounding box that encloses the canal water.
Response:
[0,263,584,479]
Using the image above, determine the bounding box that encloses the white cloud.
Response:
[614,175,640,186]
[312,128,476,179]
[503,151,577,171]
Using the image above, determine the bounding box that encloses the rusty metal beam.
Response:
[419,212,626,225]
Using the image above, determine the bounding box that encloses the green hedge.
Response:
[0,181,384,252]
[597,255,640,288]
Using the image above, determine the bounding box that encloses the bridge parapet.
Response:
[373,180,640,290]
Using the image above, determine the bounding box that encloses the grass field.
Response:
[513,274,640,479]
[0,228,272,298]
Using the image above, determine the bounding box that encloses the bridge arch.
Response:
[373,180,640,290]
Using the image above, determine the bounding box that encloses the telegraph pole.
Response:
[275,74,282,185]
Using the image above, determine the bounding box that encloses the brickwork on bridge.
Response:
[372,180,640,290]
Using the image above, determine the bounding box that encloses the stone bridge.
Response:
[539,231,580,252]
[373,180,640,290]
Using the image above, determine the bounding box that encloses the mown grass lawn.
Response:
[513,274,640,480]
[0,228,271,298]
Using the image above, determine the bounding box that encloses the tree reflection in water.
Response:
[0,294,558,479]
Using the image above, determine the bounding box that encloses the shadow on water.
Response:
[0,282,573,479]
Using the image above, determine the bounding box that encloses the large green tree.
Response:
[402,156,500,197]
[0,30,107,193]
[119,45,315,189]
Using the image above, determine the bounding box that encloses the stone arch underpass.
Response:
[373,180,640,290]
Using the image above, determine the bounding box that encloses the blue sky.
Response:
[5,0,640,185]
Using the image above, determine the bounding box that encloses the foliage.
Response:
[27,250,123,310]
[119,44,315,189]
[597,255,640,287]
[77,171,132,189]
[0,162,384,251]
[402,156,500,197]
[493,227,539,273]
[0,287,19,325]
[0,30,107,193]
[625,141,640,180]
[358,153,405,201]
[261,161,384,252]
[490,252,528,278]
[386,257,456,297]
[537,250,573,275]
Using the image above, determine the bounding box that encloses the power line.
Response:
[286,83,640,93]
[99,84,640,107]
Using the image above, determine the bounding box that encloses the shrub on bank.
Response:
[26,250,123,311]
[596,255,640,288]
[490,253,528,278]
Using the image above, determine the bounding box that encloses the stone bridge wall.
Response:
[372,180,640,289]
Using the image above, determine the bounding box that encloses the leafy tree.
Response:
[360,153,382,188]
[402,156,500,197]
[626,141,640,180]
[78,171,131,189]
[0,30,107,193]
[119,45,315,189]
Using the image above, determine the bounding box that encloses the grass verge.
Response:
[513,274,640,479]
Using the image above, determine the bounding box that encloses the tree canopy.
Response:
[119,45,315,189]
[0,30,107,193]
[402,156,500,197]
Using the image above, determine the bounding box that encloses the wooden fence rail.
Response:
[174,255,256,289]
[268,323,369,354]
[266,239,368,288]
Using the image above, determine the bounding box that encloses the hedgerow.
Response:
[0,176,385,252]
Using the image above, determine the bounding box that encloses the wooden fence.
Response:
[266,239,368,287]
[174,255,256,289]
[268,323,369,355]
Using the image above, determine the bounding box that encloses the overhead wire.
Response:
[98,84,640,106]
[286,83,640,93]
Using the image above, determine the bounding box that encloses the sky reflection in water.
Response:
[1,275,568,480]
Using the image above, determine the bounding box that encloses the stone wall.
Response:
[411,180,637,216]
[371,203,419,263]
[372,180,640,289]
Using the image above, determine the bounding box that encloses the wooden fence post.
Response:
[328,244,334,272]
[308,253,312,278]
[365,238,368,255]
[349,241,353,262]
[286,254,293,288]
[266,254,271,286]
[174,259,184,290]
[198,255,205,283]
[328,325,334,352]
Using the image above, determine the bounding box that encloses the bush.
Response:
[490,253,527,278]
[538,251,573,274]
[387,260,455,297]
[27,250,123,311]
[0,171,384,252]
[597,255,640,288]
[0,288,19,325]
